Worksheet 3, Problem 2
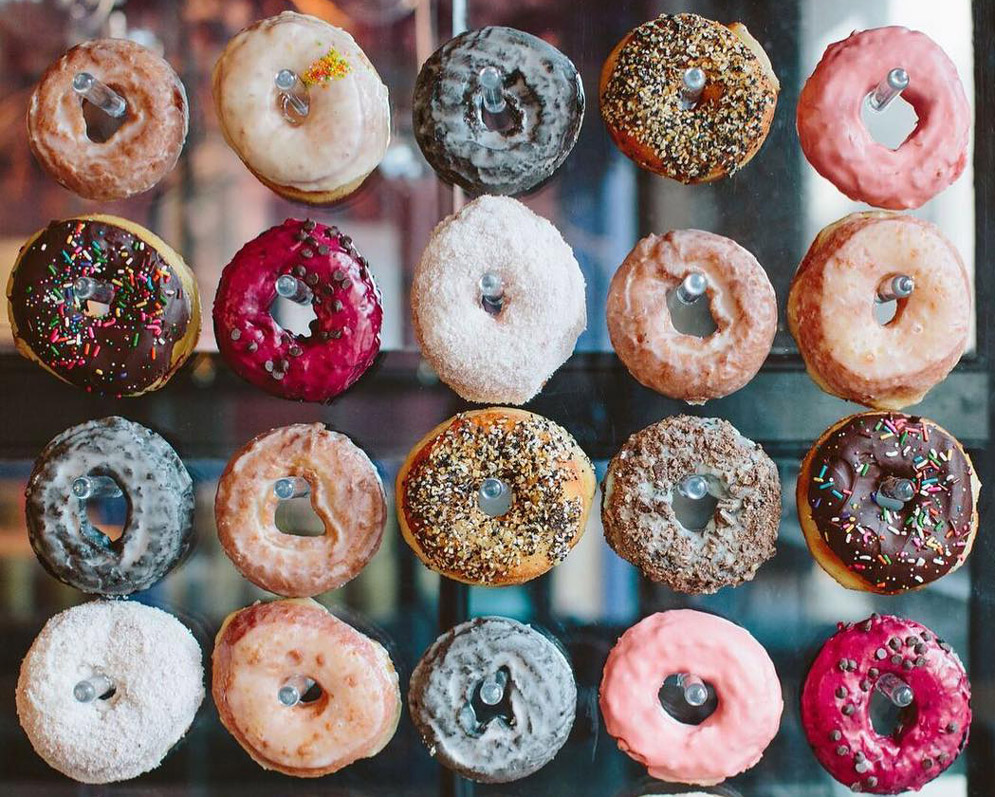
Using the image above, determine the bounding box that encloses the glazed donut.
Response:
[412,195,586,405]
[26,417,194,596]
[215,423,386,597]
[607,230,776,402]
[213,12,390,204]
[212,599,401,777]
[602,416,780,594]
[213,218,382,402]
[798,412,980,594]
[396,407,596,585]
[16,600,204,783]
[801,614,971,793]
[6,215,201,397]
[408,617,576,783]
[797,27,970,210]
[27,39,188,201]
[600,610,782,785]
[413,26,585,195]
[600,13,779,183]
[788,212,970,410]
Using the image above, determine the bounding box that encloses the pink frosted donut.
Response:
[797,27,970,210]
[599,610,782,785]
[213,219,382,402]
[801,614,971,794]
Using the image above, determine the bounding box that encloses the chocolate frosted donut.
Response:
[798,412,980,594]
[26,417,194,596]
[602,416,781,594]
[409,617,576,783]
[413,26,585,195]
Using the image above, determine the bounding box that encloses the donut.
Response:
[600,610,782,785]
[602,415,780,594]
[797,412,980,594]
[412,195,586,405]
[801,613,971,793]
[600,13,779,183]
[6,215,201,397]
[26,416,194,596]
[412,26,585,196]
[215,423,386,597]
[788,212,970,410]
[396,407,596,585]
[213,12,390,204]
[797,27,970,209]
[213,218,382,402]
[408,617,576,783]
[212,598,401,777]
[607,230,776,402]
[27,39,188,201]
[16,600,204,783]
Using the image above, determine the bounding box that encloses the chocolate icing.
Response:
[8,218,192,395]
[806,413,974,592]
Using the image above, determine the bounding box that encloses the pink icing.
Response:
[801,614,971,794]
[213,219,382,402]
[599,610,783,786]
[797,27,970,210]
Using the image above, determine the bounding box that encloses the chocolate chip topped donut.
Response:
[600,13,779,183]
[602,415,781,593]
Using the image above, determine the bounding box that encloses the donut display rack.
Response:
[0,1,993,796]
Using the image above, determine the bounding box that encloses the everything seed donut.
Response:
[600,13,779,183]
[28,39,188,200]
[600,610,783,785]
[788,212,970,410]
[801,614,971,794]
[396,407,596,586]
[16,600,204,783]
[603,416,780,594]
[607,230,777,403]
[413,26,585,195]
[213,218,382,402]
[798,412,980,594]
[412,195,586,405]
[25,417,194,596]
[215,423,386,597]
[409,617,576,783]
[212,599,401,778]
[797,27,970,209]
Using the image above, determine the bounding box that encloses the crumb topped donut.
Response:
[600,13,779,183]
[602,416,780,594]
[396,408,596,585]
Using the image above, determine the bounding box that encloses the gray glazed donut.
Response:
[408,616,576,783]
[25,416,194,596]
[413,26,585,196]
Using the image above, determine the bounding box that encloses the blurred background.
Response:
[0,0,991,795]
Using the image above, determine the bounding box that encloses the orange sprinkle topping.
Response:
[302,48,351,86]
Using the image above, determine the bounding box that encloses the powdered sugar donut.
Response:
[16,600,204,783]
[412,195,586,404]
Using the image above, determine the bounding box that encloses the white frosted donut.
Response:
[213,12,390,204]
[16,600,204,783]
[412,195,586,404]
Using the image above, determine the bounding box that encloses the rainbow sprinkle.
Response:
[302,47,351,86]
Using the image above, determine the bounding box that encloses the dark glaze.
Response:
[8,219,191,395]
[807,413,974,592]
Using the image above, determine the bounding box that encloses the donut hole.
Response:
[671,482,720,531]
[659,674,718,725]
[76,479,128,546]
[80,94,129,144]
[861,94,918,151]
[295,678,324,704]
[666,289,718,338]
[269,294,318,338]
[870,686,916,738]
[466,666,515,736]
[274,494,325,538]
[874,295,909,326]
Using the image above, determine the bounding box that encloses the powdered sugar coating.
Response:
[16,600,204,783]
[412,195,586,405]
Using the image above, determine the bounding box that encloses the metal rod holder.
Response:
[876,672,914,707]
[275,69,310,120]
[478,66,506,114]
[874,476,916,511]
[74,673,115,703]
[676,672,708,706]
[274,476,310,501]
[679,67,706,110]
[676,272,708,305]
[876,275,915,303]
[72,475,122,501]
[72,72,126,118]
[278,675,315,707]
[480,272,505,315]
[276,274,314,305]
[479,669,508,706]
[478,477,512,517]
[677,474,709,501]
[74,276,116,304]
[868,68,909,112]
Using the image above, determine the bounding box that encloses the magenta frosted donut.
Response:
[599,610,782,785]
[213,219,382,402]
[797,27,970,210]
[801,614,971,794]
